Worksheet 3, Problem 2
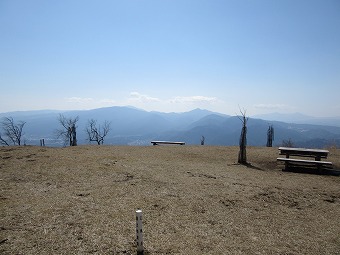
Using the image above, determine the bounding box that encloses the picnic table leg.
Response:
[317,163,322,174]
[284,161,289,171]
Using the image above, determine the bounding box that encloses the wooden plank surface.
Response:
[278,147,329,153]
[151,141,185,145]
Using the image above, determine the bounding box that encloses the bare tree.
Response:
[85,119,111,145]
[282,138,294,148]
[200,135,205,145]
[0,133,10,146]
[0,117,26,146]
[56,114,79,146]
[237,108,248,164]
[266,124,274,147]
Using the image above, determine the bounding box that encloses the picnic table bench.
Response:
[277,147,333,171]
[151,141,185,146]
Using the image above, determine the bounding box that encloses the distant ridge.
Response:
[1,106,340,148]
[252,112,340,127]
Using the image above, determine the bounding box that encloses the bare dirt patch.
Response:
[1,145,340,254]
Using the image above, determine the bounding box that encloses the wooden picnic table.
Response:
[277,147,332,171]
[278,147,329,161]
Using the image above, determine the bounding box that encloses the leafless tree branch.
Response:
[0,133,10,146]
[55,114,79,146]
[85,119,111,145]
[1,117,26,145]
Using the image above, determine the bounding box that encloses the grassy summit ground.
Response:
[1,145,340,254]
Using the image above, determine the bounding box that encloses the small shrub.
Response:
[282,138,294,147]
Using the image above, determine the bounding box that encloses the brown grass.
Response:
[1,145,340,255]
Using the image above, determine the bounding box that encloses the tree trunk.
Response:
[237,111,248,164]
[238,125,247,164]
[266,125,274,147]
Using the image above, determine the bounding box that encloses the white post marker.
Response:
[136,209,144,254]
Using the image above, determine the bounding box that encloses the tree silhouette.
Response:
[56,114,79,146]
[237,109,248,164]
[266,125,274,147]
[0,117,26,146]
[200,135,205,145]
[85,119,111,145]
[282,138,294,148]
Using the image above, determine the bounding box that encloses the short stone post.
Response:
[136,209,144,254]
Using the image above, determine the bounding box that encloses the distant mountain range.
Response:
[253,112,340,127]
[1,107,340,148]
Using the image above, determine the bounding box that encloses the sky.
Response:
[1,0,340,117]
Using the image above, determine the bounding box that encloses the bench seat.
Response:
[151,141,185,146]
[277,157,333,170]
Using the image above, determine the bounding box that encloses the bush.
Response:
[282,138,294,147]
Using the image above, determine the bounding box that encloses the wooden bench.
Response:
[151,141,185,146]
[277,147,333,171]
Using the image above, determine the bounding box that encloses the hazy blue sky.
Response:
[1,0,339,116]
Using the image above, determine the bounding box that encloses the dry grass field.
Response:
[1,145,340,255]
